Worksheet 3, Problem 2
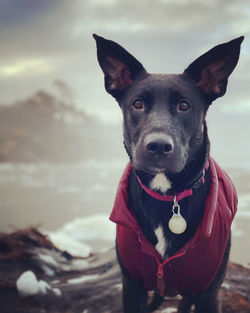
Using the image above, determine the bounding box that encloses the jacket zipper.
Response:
[157,262,165,296]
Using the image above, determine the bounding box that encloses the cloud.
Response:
[0,58,52,76]
[0,0,249,118]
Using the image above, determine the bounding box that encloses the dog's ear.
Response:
[184,36,244,103]
[93,34,146,100]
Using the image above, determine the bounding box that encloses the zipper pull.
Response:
[157,262,163,277]
[138,234,142,244]
[157,263,165,296]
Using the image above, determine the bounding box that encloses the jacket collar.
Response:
[109,162,141,233]
[110,157,218,240]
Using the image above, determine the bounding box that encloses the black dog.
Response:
[94,34,243,313]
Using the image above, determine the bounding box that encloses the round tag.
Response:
[168,214,187,234]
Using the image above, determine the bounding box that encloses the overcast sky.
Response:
[0,0,249,123]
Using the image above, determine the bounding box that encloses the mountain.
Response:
[0,88,123,162]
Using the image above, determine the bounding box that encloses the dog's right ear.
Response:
[93,34,146,101]
[184,36,244,103]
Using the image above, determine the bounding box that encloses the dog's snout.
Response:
[145,133,174,155]
[146,141,173,154]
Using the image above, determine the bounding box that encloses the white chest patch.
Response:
[154,225,166,257]
[149,173,171,194]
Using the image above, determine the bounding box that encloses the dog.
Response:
[93,34,243,313]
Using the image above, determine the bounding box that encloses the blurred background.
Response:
[0,0,249,265]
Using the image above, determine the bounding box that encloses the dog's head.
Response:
[94,34,243,190]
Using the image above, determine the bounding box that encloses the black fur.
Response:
[94,34,243,313]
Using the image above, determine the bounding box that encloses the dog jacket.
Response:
[110,157,237,296]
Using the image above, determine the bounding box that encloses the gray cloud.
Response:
[0,0,249,119]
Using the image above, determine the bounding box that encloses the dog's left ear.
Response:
[184,36,244,103]
[93,34,146,101]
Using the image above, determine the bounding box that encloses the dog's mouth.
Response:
[132,152,187,177]
[137,165,167,175]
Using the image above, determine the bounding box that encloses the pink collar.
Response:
[136,160,209,202]
[137,176,193,201]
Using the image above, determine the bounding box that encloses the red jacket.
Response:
[110,158,237,296]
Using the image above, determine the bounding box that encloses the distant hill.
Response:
[0,86,123,162]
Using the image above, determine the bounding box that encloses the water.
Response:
[0,158,127,232]
[0,159,249,266]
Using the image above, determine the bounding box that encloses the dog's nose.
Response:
[145,134,174,155]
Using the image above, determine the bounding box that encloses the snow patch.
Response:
[16,271,61,297]
[42,265,55,277]
[38,280,52,294]
[161,308,177,313]
[222,282,230,289]
[113,283,122,291]
[60,259,89,272]
[47,214,115,257]
[39,254,58,266]
[68,274,99,285]
[55,214,115,242]
[53,288,62,297]
[71,259,89,269]
[48,232,91,258]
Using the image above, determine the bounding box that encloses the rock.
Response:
[0,228,249,313]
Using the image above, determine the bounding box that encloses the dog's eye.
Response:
[132,99,144,110]
[178,101,191,112]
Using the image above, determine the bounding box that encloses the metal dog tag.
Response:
[168,197,187,234]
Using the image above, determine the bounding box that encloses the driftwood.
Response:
[0,228,249,313]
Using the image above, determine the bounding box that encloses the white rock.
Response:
[16,270,61,298]
[16,271,39,297]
